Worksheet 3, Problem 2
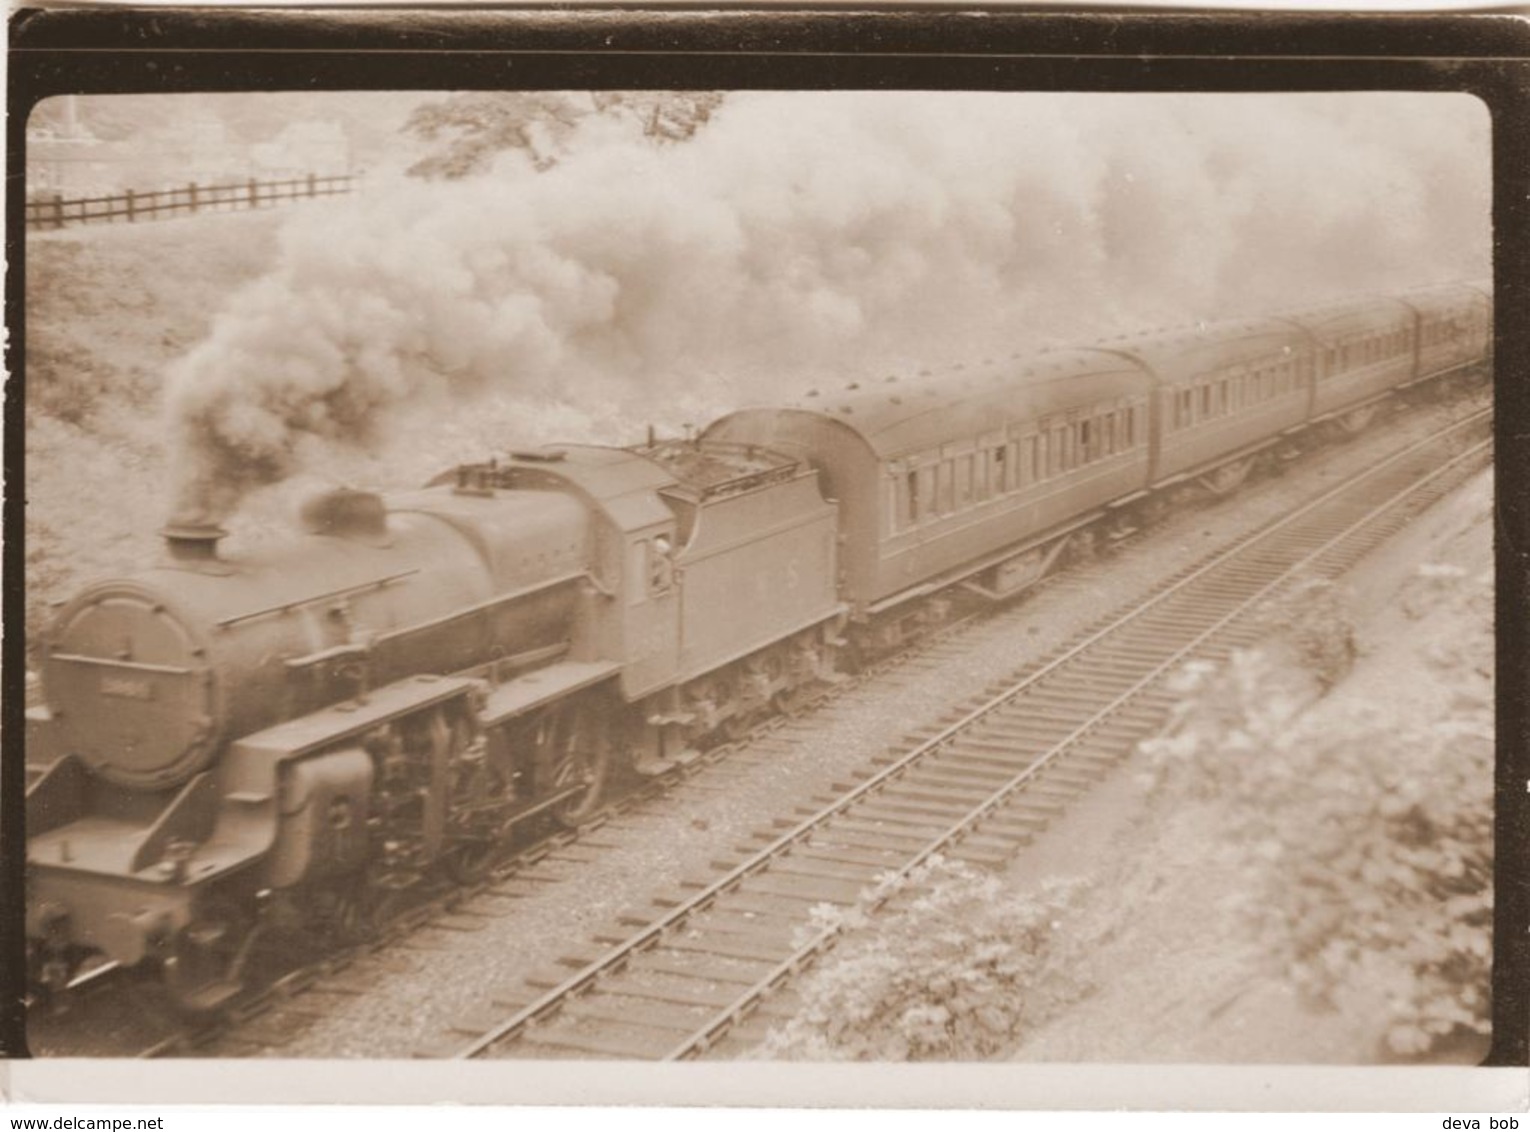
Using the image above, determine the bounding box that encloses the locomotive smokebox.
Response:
[160,519,228,561]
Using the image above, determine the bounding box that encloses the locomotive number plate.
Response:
[100,675,155,701]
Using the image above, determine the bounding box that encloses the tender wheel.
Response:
[772,685,816,718]
[718,706,754,743]
[160,900,254,1016]
[540,703,611,828]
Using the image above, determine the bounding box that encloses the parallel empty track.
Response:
[448,408,1492,1062]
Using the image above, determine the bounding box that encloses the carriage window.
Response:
[938,460,955,514]
[1200,385,1212,418]
[993,444,1008,493]
[1079,418,1093,462]
[905,470,919,526]
[956,455,973,508]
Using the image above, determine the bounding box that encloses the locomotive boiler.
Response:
[24,279,1493,1012]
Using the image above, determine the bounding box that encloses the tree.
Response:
[402,90,726,180]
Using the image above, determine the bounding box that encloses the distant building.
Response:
[26,95,115,197]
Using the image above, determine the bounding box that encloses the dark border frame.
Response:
[5,6,1527,1071]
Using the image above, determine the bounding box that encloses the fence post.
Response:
[307,172,316,198]
[248,178,259,210]
[188,181,198,216]
[125,188,136,223]
[52,193,64,230]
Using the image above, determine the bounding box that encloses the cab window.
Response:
[628,539,650,605]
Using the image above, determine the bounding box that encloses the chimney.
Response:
[161,519,228,561]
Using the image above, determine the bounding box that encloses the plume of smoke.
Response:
[164,91,1490,524]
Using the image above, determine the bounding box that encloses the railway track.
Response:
[27,394,1486,1059]
[442,407,1492,1062]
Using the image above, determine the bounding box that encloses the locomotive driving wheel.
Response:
[26,939,74,1008]
[441,715,509,884]
[443,836,501,885]
[538,701,612,828]
[312,881,400,944]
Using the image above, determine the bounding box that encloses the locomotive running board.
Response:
[478,660,621,729]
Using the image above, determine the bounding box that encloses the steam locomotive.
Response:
[25,281,1492,1012]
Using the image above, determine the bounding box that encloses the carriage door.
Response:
[622,524,681,696]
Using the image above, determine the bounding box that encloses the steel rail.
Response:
[454,406,1490,1061]
[661,420,1493,1059]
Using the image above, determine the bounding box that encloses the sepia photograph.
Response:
[6,10,1524,1112]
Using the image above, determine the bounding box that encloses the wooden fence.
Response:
[26,172,362,231]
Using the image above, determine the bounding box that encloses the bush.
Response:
[1138,563,1493,1059]
[762,858,1094,1060]
[1250,575,1359,691]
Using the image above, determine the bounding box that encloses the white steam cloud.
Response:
[165,91,1490,523]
